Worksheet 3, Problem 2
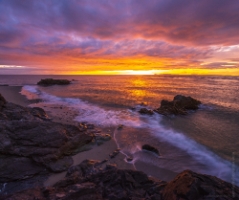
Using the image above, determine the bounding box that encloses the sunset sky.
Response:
[0,0,239,75]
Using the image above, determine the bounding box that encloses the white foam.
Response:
[141,116,239,184]
[21,85,41,100]
[21,86,143,127]
[21,85,239,185]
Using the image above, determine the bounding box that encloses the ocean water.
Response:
[1,75,239,185]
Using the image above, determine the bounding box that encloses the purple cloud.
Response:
[0,0,239,72]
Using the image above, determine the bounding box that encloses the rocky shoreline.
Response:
[1,93,239,199]
[3,160,239,200]
[0,93,94,194]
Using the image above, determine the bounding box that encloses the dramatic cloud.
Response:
[0,0,239,74]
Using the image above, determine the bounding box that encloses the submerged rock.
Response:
[37,78,71,86]
[0,95,93,195]
[4,160,239,200]
[139,108,154,115]
[155,95,201,115]
[142,144,159,155]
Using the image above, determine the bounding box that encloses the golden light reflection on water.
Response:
[128,78,148,100]
[131,79,147,87]
[131,89,146,98]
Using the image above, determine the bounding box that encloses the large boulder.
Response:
[3,161,239,200]
[155,95,201,115]
[37,78,71,86]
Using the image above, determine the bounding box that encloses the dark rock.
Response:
[173,95,201,110]
[117,124,124,130]
[94,133,111,145]
[162,170,239,200]
[142,144,159,155]
[29,107,49,119]
[86,123,95,129]
[0,94,93,195]
[138,108,154,115]
[3,161,239,200]
[109,149,120,159]
[66,160,100,178]
[155,95,201,116]
[126,157,133,162]
[0,102,49,121]
[0,93,6,110]
[0,156,44,183]
[37,78,71,86]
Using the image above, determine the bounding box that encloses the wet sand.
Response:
[0,86,176,187]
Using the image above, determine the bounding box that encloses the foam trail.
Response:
[138,115,239,185]
[21,85,239,185]
[21,85,142,127]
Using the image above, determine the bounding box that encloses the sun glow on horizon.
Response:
[64,68,239,76]
[67,69,169,75]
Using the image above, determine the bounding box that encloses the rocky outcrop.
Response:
[154,95,201,115]
[37,78,71,86]
[0,97,93,194]
[162,170,239,200]
[4,160,239,200]
[0,93,6,110]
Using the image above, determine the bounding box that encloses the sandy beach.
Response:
[0,86,135,186]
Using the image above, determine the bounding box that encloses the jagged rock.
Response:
[142,144,159,155]
[0,120,93,170]
[154,95,201,115]
[4,160,166,200]
[173,95,201,110]
[139,108,154,115]
[0,95,93,195]
[4,161,239,200]
[162,170,239,200]
[0,93,6,110]
[0,103,49,121]
[37,78,71,86]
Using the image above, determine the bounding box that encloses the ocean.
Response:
[1,75,239,185]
